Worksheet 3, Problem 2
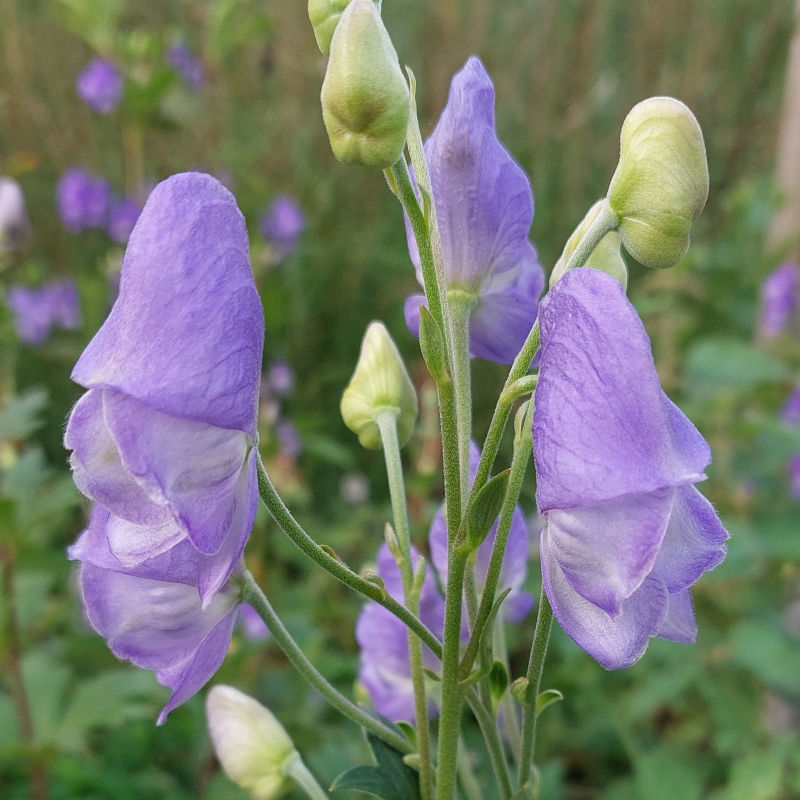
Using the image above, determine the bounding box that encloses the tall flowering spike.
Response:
[320,0,409,168]
[533,268,728,669]
[65,172,264,603]
[206,685,296,799]
[76,57,124,114]
[607,97,708,269]
[0,176,30,255]
[759,262,799,338]
[403,57,544,364]
[340,321,418,450]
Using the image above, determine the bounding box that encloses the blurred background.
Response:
[1,0,799,798]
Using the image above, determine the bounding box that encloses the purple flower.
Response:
[259,195,305,261]
[69,506,240,724]
[0,176,30,254]
[276,419,301,459]
[65,172,264,608]
[759,262,799,338]
[167,42,204,91]
[266,361,295,397]
[107,196,142,243]
[533,268,728,669]
[6,280,81,345]
[356,545,445,722]
[403,56,544,364]
[783,385,800,425]
[76,58,123,114]
[789,454,800,499]
[429,442,534,630]
[238,603,269,641]
[57,168,110,232]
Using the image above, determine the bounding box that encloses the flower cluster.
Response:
[533,269,728,668]
[6,281,81,345]
[404,57,544,364]
[65,173,264,722]
[76,57,123,114]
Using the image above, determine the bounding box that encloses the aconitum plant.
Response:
[66,2,728,798]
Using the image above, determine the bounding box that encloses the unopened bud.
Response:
[320,0,409,169]
[206,685,295,800]
[550,200,628,289]
[308,0,368,56]
[0,177,30,256]
[607,97,708,269]
[340,321,418,450]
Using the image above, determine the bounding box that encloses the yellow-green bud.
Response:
[606,97,708,269]
[340,321,418,450]
[206,685,296,800]
[320,0,409,169]
[308,0,363,56]
[550,200,628,289]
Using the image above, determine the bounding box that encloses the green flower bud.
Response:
[320,0,409,169]
[206,685,296,800]
[308,0,373,56]
[607,97,708,269]
[550,200,628,289]
[340,321,418,450]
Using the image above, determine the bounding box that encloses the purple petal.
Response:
[541,528,668,669]
[534,268,710,512]
[71,173,263,435]
[655,589,697,643]
[546,488,674,617]
[650,484,728,592]
[403,294,426,339]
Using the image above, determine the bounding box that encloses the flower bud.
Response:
[0,177,30,256]
[606,97,708,269]
[206,685,295,800]
[340,321,418,450]
[309,0,354,56]
[320,0,409,169]
[550,200,628,289]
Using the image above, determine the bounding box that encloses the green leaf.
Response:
[725,747,786,800]
[331,732,421,800]
[535,689,564,717]
[488,661,509,704]
[729,619,800,697]
[458,470,511,554]
[418,306,449,383]
[0,389,48,440]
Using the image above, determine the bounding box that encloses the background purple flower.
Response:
[759,262,799,338]
[107,195,142,243]
[534,268,728,669]
[57,168,110,232]
[238,603,269,641]
[6,280,81,344]
[259,195,305,261]
[0,176,30,253]
[783,386,800,498]
[167,42,204,91]
[403,56,544,364]
[266,360,295,397]
[76,57,123,113]
[276,420,301,459]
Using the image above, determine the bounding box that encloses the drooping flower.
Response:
[167,41,205,91]
[259,195,305,262]
[65,172,264,605]
[6,280,81,345]
[69,506,241,724]
[76,57,124,114]
[57,168,110,232]
[356,544,444,722]
[0,176,30,255]
[428,442,534,629]
[759,262,799,338]
[404,56,544,364]
[107,195,142,243]
[533,268,728,669]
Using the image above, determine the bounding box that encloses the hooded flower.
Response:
[76,57,123,113]
[533,268,728,669]
[404,56,544,364]
[759,262,799,339]
[6,280,81,345]
[65,172,264,604]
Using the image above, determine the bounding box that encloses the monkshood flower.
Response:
[65,172,264,605]
[107,195,142,243]
[404,57,544,364]
[167,42,204,91]
[69,505,241,724]
[356,544,445,722]
[57,168,110,232]
[259,195,305,262]
[533,268,728,669]
[6,280,81,345]
[0,176,30,255]
[76,57,123,113]
[759,262,799,338]
[429,442,534,628]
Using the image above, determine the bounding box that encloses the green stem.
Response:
[517,587,554,791]
[456,737,482,800]
[256,456,442,660]
[242,571,413,755]
[494,622,521,759]
[560,198,619,275]
[376,411,433,800]
[465,691,512,800]
[284,753,329,800]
